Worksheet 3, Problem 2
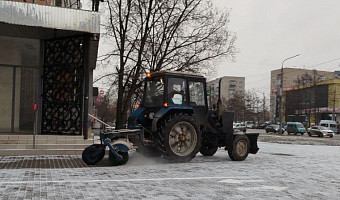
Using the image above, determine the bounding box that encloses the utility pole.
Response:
[332,87,336,121]
[279,54,300,134]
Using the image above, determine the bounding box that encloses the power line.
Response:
[307,57,340,69]
[246,56,340,86]
[243,57,340,101]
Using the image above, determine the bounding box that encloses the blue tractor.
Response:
[128,70,259,162]
[82,70,259,166]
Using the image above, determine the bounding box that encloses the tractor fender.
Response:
[232,132,259,154]
[128,107,146,129]
[151,107,194,132]
[112,139,133,152]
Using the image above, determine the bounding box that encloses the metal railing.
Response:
[88,114,115,130]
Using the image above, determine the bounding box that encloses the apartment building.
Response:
[207,76,245,108]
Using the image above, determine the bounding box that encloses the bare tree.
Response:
[225,90,269,123]
[261,93,269,122]
[244,90,259,122]
[226,91,246,122]
[95,94,117,123]
[97,0,238,128]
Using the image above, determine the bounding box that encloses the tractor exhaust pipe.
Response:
[217,79,222,121]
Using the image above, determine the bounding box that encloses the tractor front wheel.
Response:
[200,144,218,156]
[228,135,250,161]
[158,114,201,163]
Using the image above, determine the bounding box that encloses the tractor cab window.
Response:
[168,78,187,106]
[144,77,164,107]
[189,81,205,106]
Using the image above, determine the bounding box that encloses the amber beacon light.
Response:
[146,72,151,78]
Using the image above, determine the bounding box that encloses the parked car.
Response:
[246,123,254,129]
[252,122,259,129]
[265,124,285,134]
[258,121,271,129]
[246,121,256,129]
[307,126,334,138]
[286,122,306,135]
[258,123,266,129]
[319,120,338,134]
[233,122,247,132]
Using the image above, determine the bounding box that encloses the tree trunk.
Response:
[115,69,125,129]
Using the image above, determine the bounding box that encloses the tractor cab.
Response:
[130,71,208,130]
[143,70,207,108]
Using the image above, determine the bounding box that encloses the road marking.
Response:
[236,186,288,191]
[0,176,253,184]
[219,179,265,184]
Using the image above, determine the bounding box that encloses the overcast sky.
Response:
[89,0,340,98]
[214,0,340,97]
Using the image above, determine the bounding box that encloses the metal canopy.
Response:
[0,1,100,39]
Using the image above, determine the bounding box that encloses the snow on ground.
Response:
[0,142,339,199]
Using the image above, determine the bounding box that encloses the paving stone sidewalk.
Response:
[0,143,340,200]
[0,155,110,169]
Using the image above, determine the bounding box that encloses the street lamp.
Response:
[279,54,300,134]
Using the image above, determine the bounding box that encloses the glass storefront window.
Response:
[0,66,39,133]
[0,67,13,132]
[0,36,41,133]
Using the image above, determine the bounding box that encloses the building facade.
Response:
[285,79,340,126]
[207,76,245,108]
[270,68,335,123]
[0,1,100,139]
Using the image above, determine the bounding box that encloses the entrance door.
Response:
[41,36,85,134]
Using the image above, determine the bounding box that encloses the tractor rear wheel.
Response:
[200,144,218,156]
[82,145,105,165]
[228,135,250,161]
[157,114,201,163]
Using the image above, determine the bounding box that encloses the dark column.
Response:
[82,36,90,139]
[11,67,16,133]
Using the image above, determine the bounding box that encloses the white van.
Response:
[319,120,338,133]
